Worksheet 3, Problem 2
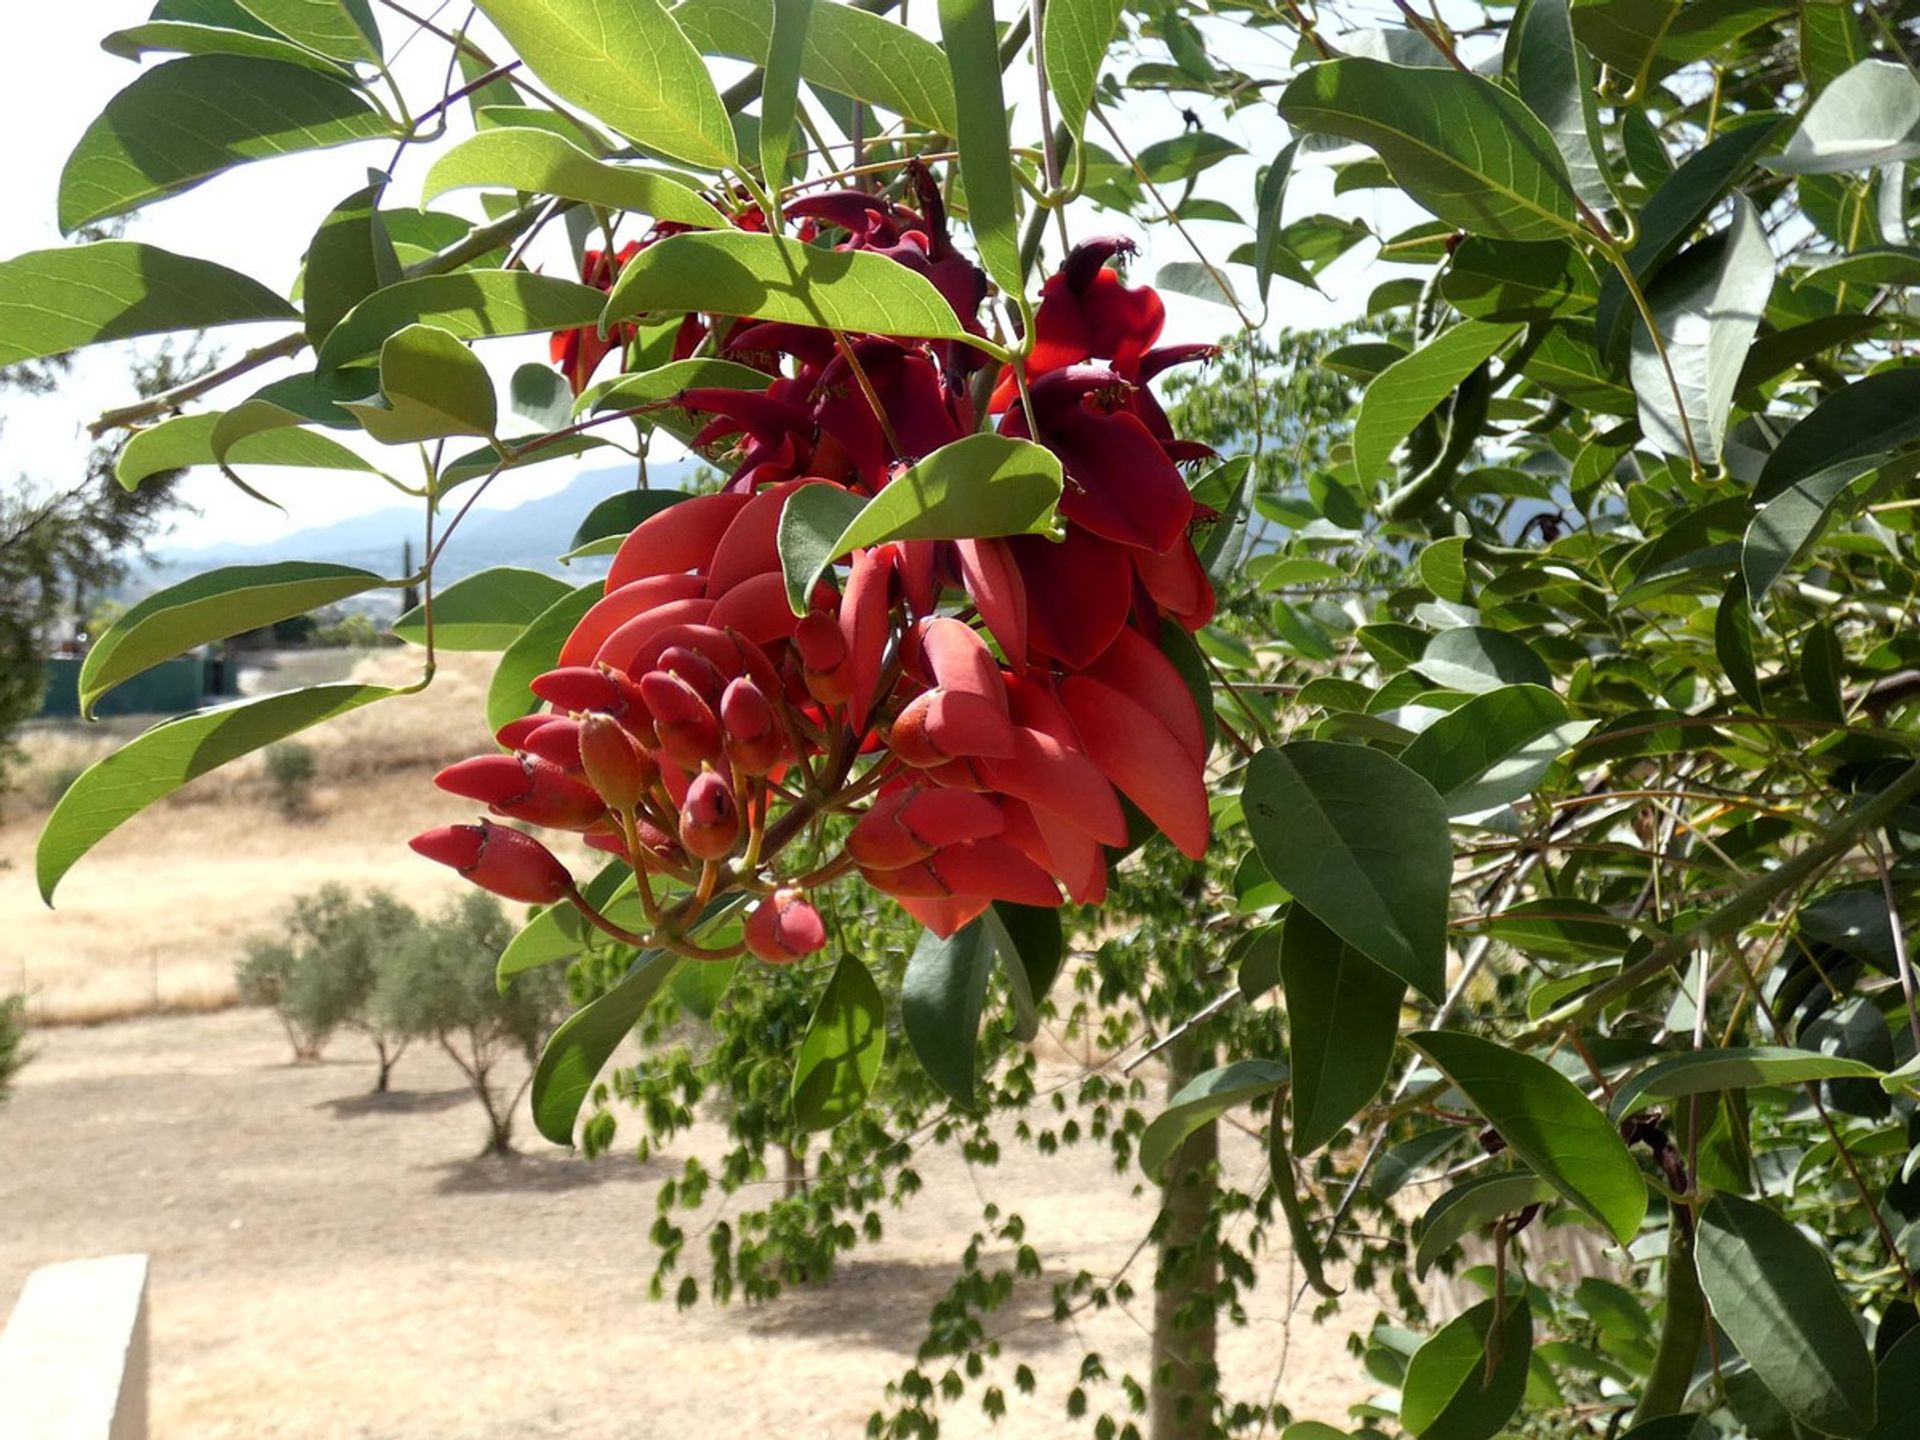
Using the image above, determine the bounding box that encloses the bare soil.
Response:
[0,1008,1375,1439]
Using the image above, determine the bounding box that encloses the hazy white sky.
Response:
[0,4,1413,551]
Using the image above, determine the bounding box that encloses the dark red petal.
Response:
[1009,529,1132,669]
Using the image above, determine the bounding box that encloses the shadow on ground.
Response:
[430,1148,660,1196]
[319,1087,471,1119]
[742,1258,1072,1355]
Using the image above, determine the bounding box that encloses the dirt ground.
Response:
[0,1009,1376,1439]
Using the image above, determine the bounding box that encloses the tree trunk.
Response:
[1149,1032,1220,1440]
[781,1141,807,1200]
[372,1038,400,1093]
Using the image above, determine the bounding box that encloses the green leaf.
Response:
[1252,140,1302,304]
[58,56,392,233]
[1767,58,1920,174]
[791,955,886,1131]
[777,435,1063,612]
[565,488,691,560]
[1139,1059,1289,1183]
[302,179,402,349]
[1283,908,1405,1156]
[1155,261,1240,309]
[235,0,383,61]
[343,324,498,444]
[937,0,1022,303]
[80,562,384,717]
[1352,321,1522,481]
[114,410,379,491]
[510,362,573,431]
[1572,1,1788,94]
[1869,1326,1920,1439]
[673,0,956,133]
[983,902,1064,1044]
[486,582,601,730]
[601,230,990,353]
[756,0,813,200]
[471,0,735,170]
[1715,575,1764,710]
[101,20,360,75]
[901,920,996,1109]
[394,566,571,650]
[1629,196,1774,465]
[320,272,608,365]
[1742,463,1874,600]
[1409,1030,1647,1244]
[1399,684,1595,821]
[1399,1296,1533,1440]
[1244,742,1451,1001]
[1414,626,1554,693]
[532,949,680,1144]
[37,683,396,902]
[422,128,726,228]
[1610,1045,1884,1120]
[1415,1171,1560,1279]
[0,242,297,367]
[1043,0,1123,144]
[1441,238,1598,322]
[1695,1191,1878,1437]
[1276,58,1584,242]
[1754,368,1920,506]
[1507,0,1614,210]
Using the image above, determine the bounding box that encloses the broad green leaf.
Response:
[235,0,382,61]
[101,20,360,75]
[393,566,571,650]
[757,0,813,200]
[1043,0,1123,144]
[1611,1046,1884,1120]
[1156,262,1240,308]
[486,582,600,730]
[1374,1128,1469,1202]
[1399,684,1595,820]
[1415,1171,1560,1278]
[669,955,737,1020]
[1352,321,1521,481]
[496,865,635,988]
[1715,575,1764,710]
[1441,238,1598,322]
[1252,140,1302,304]
[777,435,1063,612]
[58,56,392,233]
[114,410,379,491]
[791,955,886,1131]
[1802,0,1870,94]
[1525,322,1636,412]
[1768,58,1920,174]
[1486,898,1630,961]
[471,0,735,170]
[1752,367,1920,505]
[1139,1059,1289,1183]
[1400,1296,1533,1440]
[1410,1029,1648,1243]
[1135,132,1244,184]
[320,272,608,365]
[1414,626,1553,693]
[602,231,991,353]
[1507,0,1614,210]
[37,683,397,902]
[1742,462,1877,600]
[343,324,498,444]
[80,562,384,717]
[565,488,691,560]
[1244,742,1451,1001]
[983,902,1064,1044]
[1868,1327,1920,1439]
[1629,196,1774,465]
[302,179,401,349]
[1276,58,1584,242]
[422,128,726,228]
[532,949,680,1144]
[1696,1191,1877,1436]
[1282,908,1405,1155]
[938,0,1022,302]
[0,242,297,366]
[510,362,572,431]
[672,0,956,133]
[583,357,774,418]
[1572,0,1788,94]
[901,920,996,1108]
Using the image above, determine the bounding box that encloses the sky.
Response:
[0,3,1423,552]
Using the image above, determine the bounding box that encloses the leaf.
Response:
[1869,1326,1920,1439]
[1742,463,1875,600]
[510,362,573,431]
[114,410,379,490]
[1611,1046,1884,1120]
[101,20,362,75]
[0,242,298,367]
[423,128,726,228]
[938,0,1022,303]
[302,179,402,349]
[343,324,498,444]
[1801,621,1845,722]
[1252,140,1302,304]
[1755,368,1920,505]
[791,955,886,1131]
[80,562,384,717]
[757,0,813,200]
[672,0,956,133]
[1283,908,1405,1156]
[1414,627,1554,693]
[1629,195,1775,465]
[1139,1059,1290,1183]
[565,488,691,560]
[1276,58,1584,242]
[1415,1171,1560,1278]
[1507,0,1613,210]
[471,0,735,170]
[901,920,996,1108]
[1695,1191,1878,1436]
[1410,1030,1646,1243]
[983,902,1064,1044]
[1399,684,1595,821]
[319,272,609,365]
[1768,58,1920,174]
[1572,0,1788,94]
[1351,321,1522,481]
[1715,574,1764,710]
[394,566,571,650]
[1399,1296,1533,1440]
[601,231,989,353]
[1441,238,1598,322]
[58,55,392,233]
[531,949,680,1144]
[235,0,383,61]
[37,683,396,902]
[486,581,600,730]
[1244,741,1451,1001]
[1155,261,1240,308]
[1043,0,1123,144]
[777,435,1063,612]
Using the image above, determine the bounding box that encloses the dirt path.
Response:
[1,1010,1374,1439]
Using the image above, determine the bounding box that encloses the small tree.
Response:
[374,892,567,1154]
[0,994,27,1105]
[263,742,317,819]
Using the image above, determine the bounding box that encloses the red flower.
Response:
[551,242,641,395]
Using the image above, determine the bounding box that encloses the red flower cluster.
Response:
[415,188,1220,956]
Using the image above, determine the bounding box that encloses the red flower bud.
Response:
[640,669,723,770]
[678,769,741,861]
[744,887,827,964]
[719,676,783,775]
[519,716,583,772]
[529,666,653,744]
[793,610,853,706]
[495,715,556,751]
[579,712,655,811]
[656,645,726,704]
[435,754,606,830]
[410,821,573,904]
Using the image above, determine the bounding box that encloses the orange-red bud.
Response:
[640,670,723,770]
[579,712,653,811]
[409,821,573,904]
[435,754,606,830]
[719,676,783,775]
[793,610,853,705]
[678,769,740,860]
[744,886,827,963]
[519,717,583,772]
